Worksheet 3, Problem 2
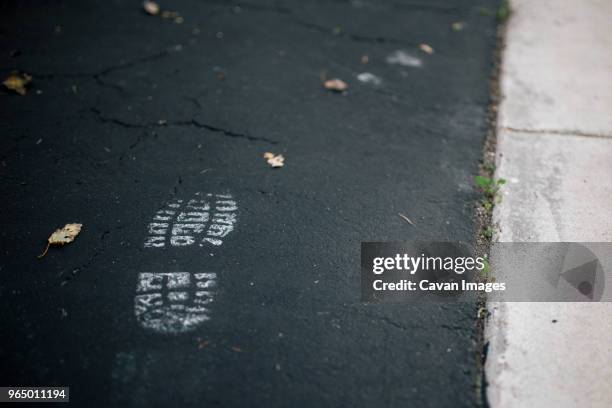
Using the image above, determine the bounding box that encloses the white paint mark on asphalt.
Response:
[386,50,422,67]
[357,72,382,85]
[143,193,237,248]
[200,196,238,246]
[134,272,217,334]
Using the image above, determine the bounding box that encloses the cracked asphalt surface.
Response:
[0,1,499,407]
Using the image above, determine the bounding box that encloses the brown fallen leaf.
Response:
[419,43,434,55]
[3,72,32,96]
[143,0,160,15]
[263,152,285,168]
[323,78,348,92]
[197,339,210,349]
[38,223,83,258]
[398,213,416,226]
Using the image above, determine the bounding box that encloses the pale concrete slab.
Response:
[486,129,612,407]
[488,1,612,404]
[493,130,612,243]
[499,0,612,136]
[486,302,612,408]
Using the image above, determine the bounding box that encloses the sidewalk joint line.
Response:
[502,126,612,140]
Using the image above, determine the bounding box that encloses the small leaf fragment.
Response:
[38,223,83,258]
[143,0,160,15]
[419,43,434,55]
[452,21,465,31]
[323,78,348,92]
[3,72,32,95]
[474,175,492,188]
[263,152,285,168]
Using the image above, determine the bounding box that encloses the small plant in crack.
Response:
[475,176,505,242]
[479,255,491,280]
[497,0,511,22]
[479,254,498,284]
[483,225,495,240]
[475,175,506,212]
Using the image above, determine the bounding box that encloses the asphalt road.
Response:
[0,1,499,407]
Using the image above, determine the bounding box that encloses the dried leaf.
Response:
[419,43,434,55]
[263,152,285,168]
[323,78,348,92]
[38,223,83,258]
[143,0,160,15]
[3,72,32,95]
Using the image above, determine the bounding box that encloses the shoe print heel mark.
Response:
[134,272,217,334]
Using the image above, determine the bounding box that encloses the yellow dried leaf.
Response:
[38,223,83,258]
[263,152,284,168]
[143,0,160,15]
[419,43,434,55]
[323,78,348,92]
[3,72,32,96]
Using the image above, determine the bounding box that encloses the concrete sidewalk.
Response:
[485,0,612,406]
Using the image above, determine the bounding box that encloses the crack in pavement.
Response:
[378,316,411,331]
[34,49,172,80]
[289,18,405,45]
[90,107,279,144]
[60,229,111,287]
[502,126,612,140]
[32,48,179,95]
[214,1,411,45]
